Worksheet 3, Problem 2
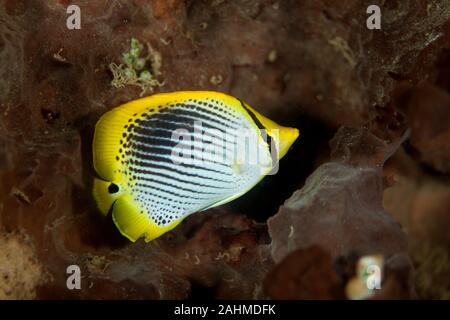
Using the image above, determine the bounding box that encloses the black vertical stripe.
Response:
[238,99,278,166]
[127,158,234,183]
[129,166,227,189]
[129,151,232,176]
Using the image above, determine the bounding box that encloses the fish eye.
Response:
[108,183,120,194]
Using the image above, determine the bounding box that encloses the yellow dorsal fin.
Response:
[93,91,242,181]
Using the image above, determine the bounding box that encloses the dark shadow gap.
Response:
[226,113,334,222]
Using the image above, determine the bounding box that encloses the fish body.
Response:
[92,91,299,242]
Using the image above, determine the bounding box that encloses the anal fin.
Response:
[112,196,183,242]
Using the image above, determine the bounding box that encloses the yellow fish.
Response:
[92,91,299,242]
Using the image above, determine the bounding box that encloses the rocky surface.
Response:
[269,127,408,263]
[0,232,49,299]
[266,127,416,299]
[0,0,449,299]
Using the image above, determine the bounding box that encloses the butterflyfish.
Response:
[92,91,299,242]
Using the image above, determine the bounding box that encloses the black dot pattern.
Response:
[113,97,269,228]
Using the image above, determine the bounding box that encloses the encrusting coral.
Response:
[0,0,449,299]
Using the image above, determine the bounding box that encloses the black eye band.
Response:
[108,183,119,194]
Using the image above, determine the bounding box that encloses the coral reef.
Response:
[264,246,345,299]
[266,127,416,299]
[0,0,449,299]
